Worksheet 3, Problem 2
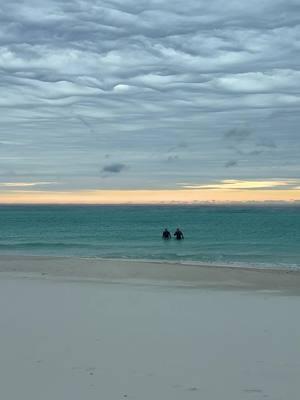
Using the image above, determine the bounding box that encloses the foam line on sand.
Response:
[1,254,300,294]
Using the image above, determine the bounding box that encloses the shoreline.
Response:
[1,254,300,294]
[82,255,300,272]
[2,252,300,272]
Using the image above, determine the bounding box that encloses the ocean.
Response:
[0,205,299,270]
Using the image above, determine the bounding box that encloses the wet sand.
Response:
[1,254,300,294]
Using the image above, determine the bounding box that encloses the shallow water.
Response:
[0,205,300,269]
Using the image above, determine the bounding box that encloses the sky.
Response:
[0,0,300,203]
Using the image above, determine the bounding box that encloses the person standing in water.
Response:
[174,228,184,240]
[162,228,171,240]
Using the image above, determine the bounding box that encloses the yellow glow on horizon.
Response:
[0,182,56,187]
[0,188,300,204]
[183,179,299,190]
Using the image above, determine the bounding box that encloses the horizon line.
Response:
[0,200,300,206]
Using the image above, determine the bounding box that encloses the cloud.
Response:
[257,138,277,148]
[0,141,23,145]
[101,163,127,174]
[0,181,56,187]
[166,155,180,163]
[0,0,299,192]
[244,150,263,156]
[183,179,300,190]
[167,141,188,153]
[224,128,252,142]
[225,160,238,168]
[75,115,95,134]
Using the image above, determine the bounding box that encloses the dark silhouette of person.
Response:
[174,228,184,240]
[162,228,171,240]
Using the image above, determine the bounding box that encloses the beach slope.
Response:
[0,255,300,399]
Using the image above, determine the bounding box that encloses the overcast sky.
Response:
[0,0,300,195]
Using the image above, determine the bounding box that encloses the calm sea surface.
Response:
[0,205,299,269]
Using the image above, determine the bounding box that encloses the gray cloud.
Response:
[235,149,264,156]
[224,128,252,142]
[225,160,238,168]
[0,0,299,190]
[257,138,277,148]
[75,115,95,134]
[167,141,188,153]
[102,163,127,174]
[166,155,180,163]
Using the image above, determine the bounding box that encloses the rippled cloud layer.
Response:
[0,0,299,191]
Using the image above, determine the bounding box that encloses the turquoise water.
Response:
[0,205,300,269]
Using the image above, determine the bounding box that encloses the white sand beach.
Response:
[1,255,300,399]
